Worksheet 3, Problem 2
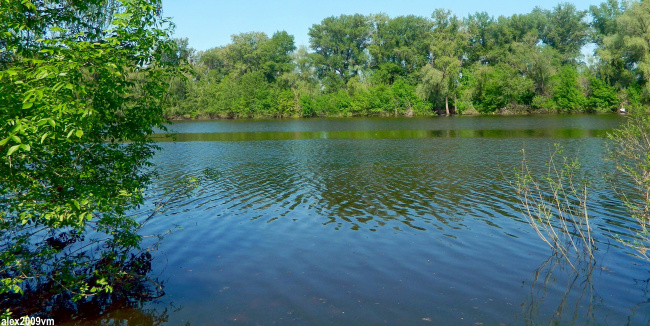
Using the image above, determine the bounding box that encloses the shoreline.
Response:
[164,109,622,122]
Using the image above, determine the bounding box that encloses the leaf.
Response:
[75,130,84,138]
[19,144,30,151]
[7,145,20,156]
[22,102,33,109]
[53,82,65,91]
[0,138,8,146]
[40,133,49,144]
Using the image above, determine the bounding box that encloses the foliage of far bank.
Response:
[165,1,650,119]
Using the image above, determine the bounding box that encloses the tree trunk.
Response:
[445,96,450,116]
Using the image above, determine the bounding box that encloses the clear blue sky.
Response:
[161,0,604,52]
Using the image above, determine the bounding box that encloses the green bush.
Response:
[0,0,186,318]
[552,66,586,112]
[587,77,619,112]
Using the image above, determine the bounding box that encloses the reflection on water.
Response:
[104,114,650,325]
[153,128,610,142]
[165,114,623,134]
[521,255,599,325]
[59,303,174,326]
[150,137,607,233]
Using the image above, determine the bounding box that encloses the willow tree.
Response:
[600,0,650,99]
[417,9,467,115]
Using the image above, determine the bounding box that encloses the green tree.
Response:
[368,14,432,83]
[601,0,650,98]
[589,0,634,90]
[485,11,544,63]
[162,3,650,120]
[587,76,619,112]
[166,38,196,112]
[209,31,295,83]
[0,0,184,317]
[309,14,373,90]
[173,30,297,119]
[276,45,320,114]
[589,0,627,46]
[261,31,297,82]
[471,64,534,112]
[539,3,589,61]
[553,65,587,111]
[417,9,467,115]
[464,11,495,64]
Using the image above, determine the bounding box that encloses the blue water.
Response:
[79,115,650,325]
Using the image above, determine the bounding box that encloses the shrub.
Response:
[0,0,187,318]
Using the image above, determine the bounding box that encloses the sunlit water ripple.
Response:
[76,115,650,325]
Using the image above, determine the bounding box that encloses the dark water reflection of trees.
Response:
[521,253,650,325]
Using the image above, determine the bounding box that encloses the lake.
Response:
[78,114,650,325]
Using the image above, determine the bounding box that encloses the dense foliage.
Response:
[166,0,650,119]
[1,0,648,320]
[0,0,185,319]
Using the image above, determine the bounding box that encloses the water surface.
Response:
[79,115,650,325]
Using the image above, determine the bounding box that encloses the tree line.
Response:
[2,0,648,320]
[165,0,650,119]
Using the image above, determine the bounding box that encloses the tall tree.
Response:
[589,0,630,88]
[540,3,589,61]
[600,0,650,98]
[418,9,467,115]
[465,12,495,64]
[486,11,544,62]
[368,14,432,83]
[260,31,296,82]
[309,14,373,90]
[198,31,295,83]
[589,0,627,46]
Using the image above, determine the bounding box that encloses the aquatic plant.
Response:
[514,145,595,271]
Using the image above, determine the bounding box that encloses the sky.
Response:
[161,0,605,52]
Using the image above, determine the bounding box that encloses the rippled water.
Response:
[76,115,650,325]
